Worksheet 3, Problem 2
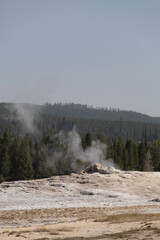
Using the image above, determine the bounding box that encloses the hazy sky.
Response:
[1,0,160,116]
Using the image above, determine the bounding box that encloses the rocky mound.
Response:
[84,163,121,174]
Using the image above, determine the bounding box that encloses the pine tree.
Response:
[81,137,87,150]
[113,138,118,163]
[97,133,106,143]
[106,147,111,159]
[10,137,21,180]
[122,148,129,170]
[85,132,92,147]
[151,139,160,171]
[117,136,124,157]
[0,132,13,180]
[15,138,34,180]
[126,140,134,170]
[33,140,48,178]
[133,144,139,170]
[138,142,146,170]
[33,141,42,178]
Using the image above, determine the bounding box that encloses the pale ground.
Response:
[0,170,160,239]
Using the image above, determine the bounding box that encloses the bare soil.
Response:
[0,170,160,239]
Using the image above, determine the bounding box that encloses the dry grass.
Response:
[3,224,72,237]
[34,225,71,235]
[29,228,158,240]
[8,230,17,235]
[1,207,160,240]
[94,212,160,223]
[2,221,160,240]
[4,229,30,235]
[1,205,160,224]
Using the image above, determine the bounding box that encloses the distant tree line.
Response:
[43,103,160,124]
[1,103,160,144]
[1,112,160,144]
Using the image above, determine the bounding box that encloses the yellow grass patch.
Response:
[3,224,72,237]
[94,212,160,223]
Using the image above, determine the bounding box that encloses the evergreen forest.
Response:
[0,102,160,182]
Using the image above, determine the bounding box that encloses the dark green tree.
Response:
[81,137,87,150]
[122,148,129,170]
[15,138,34,180]
[151,139,160,171]
[133,144,139,170]
[126,140,134,170]
[85,132,92,147]
[97,133,106,143]
[10,137,21,180]
[0,132,13,180]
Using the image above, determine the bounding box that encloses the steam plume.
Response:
[13,103,39,134]
[52,128,117,172]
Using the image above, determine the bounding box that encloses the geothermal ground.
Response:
[1,166,160,239]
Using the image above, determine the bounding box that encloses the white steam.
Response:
[13,103,39,134]
[53,128,117,172]
[5,102,118,172]
[100,159,120,169]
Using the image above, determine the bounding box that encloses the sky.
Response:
[1,0,160,116]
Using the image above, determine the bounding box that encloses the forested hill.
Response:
[1,102,160,124]
[0,102,160,143]
[43,103,160,124]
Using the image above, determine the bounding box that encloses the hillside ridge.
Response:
[1,102,160,124]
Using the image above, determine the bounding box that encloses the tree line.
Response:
[106,136,160,172]
[43,103,160,124]
[82,132,160,172]
[1,103,160,144]
[0,131,160,183]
